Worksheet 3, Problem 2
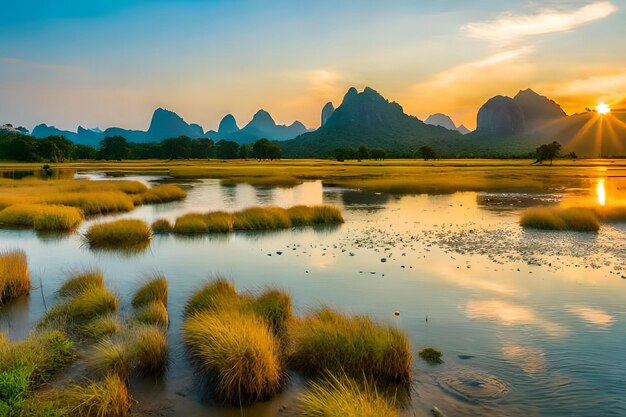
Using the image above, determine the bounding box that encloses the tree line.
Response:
[0,131,283,162]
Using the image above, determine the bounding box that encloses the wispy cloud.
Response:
[463,1,617,44]
[0,57,81,74]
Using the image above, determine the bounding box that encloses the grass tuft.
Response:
[41,287,119,326]
[0,204,84,231]
[57,270,104,298]
[79,315,123,339]
[520,207,600,232]
[232,207,292,230]
[128,325,168,377]
[132,184,187,205]
[182,309,283,405]
[131,276,168,308]
[151,218,173,234]
[253,288,292,334]
[84,219,152,249]
[183,279,239,317]
[132,301,168,328]
[87,339,132,383]
[173,213,208,234]
[418,348,443,364]
[300,372,398,417]
[0,250,29,306]
[60,373,134,417]
[288,307,412,388]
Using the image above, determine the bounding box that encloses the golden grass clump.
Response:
[151,218,173,234]
[287,205,344,226]
[0,250,29,305]
[41,287,119,326]
[0,204,84,231]
[173,213,209,234]
[288,307,412,388]
[184,279,239,317]
[84,219,152,249]
[44,191,135,216]
[128,325,168,377]
[57,270,104,298]
[253,288,292,334]
[205,211,234,233]
[300,373,399,417]
[520,207,600,232]
[233,206,292,230]
[182,309,283,405]
[87,339,133,383]
[131,276,168,308]
[132,301,168,327]
[79,315,123,339]
[60,373,134,417]
[132,184,187,205]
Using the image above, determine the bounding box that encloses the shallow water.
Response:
[1,174,625,417]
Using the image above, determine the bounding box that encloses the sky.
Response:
[0,0,625,132]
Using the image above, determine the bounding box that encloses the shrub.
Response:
[173,213,208,234]
[0,204,83,231]
[151,218,173,234]
[300,373,398,417]
[233,207,292,230]
[132,301,168,327]
[520,207,600,232]
[418,348,443,364]
[57,270,104,298]
[288,308,412,388]
[131,276,168,308]
[41,287,119,326]
[59,373,134,417]
[182,309,283,404]
[0,250,29,305]
[84,219,152,249]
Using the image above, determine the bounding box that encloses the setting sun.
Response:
[596,102,611,115]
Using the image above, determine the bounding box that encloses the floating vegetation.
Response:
[419,348,443,364]
[300,372,399,417]
[520,207,600,232]
[84,219,152,250]
[0,250,29,306]
[288,307,412,388]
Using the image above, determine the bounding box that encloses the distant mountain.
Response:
[476,95,526,136]
[206,110,308,144]
[321,102,335,126]
[425,113,456,131]
[513,88,566,128]
[1,124,29,135]
[147,108,203,140]
[457,124,471,135]
[32,124,79,141]
[280,87,468,157]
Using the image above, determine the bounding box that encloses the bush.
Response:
[57,270,104,298]
[84,219,152,249]
[288,308,412,388]
[418,348,443,364]
[0,204,83,231]
[520,207,600,232]
[131,276,168,308]
[182,309,283,404]
[0,250,29,306]
[300,373,398,417]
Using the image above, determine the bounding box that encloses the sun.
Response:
[596,102,611,115]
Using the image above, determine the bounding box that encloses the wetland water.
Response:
[1,173,625,417]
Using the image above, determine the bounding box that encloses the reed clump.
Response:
[288,307,412,388]
[132,301,168,327]
[132,184,187,205]
[173,213,209,234]
[79,315,123,339]
[41,287,119,327]
[182,309,283,405]
[300,372,399,417]
[0,250,29,306]
[84,219,152,249]
[520,207,600,232]
[131,276,168,308]
[233,207,292,230]
[183,279,240,317]
[0,204,84,231]
[594,206,626,222]
[58,373,134,417]
[128,325,168,377]
[57,270,104,298]
[151,218,173,234]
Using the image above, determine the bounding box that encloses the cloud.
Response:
[463,1,617,44]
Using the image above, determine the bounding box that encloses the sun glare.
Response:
[596,102,611,115]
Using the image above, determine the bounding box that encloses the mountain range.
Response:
[15,85,626,157]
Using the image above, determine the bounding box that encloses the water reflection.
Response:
[565,304,615,328]
[501,343,546,376]
[596,178,606,206]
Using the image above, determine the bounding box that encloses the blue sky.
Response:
[1,0,624,131]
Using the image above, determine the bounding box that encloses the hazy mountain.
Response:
[32,124,79,141]
[476,95,526,136]
[457,124,471,135]
[280,87,468,157]
[147,108,203,140]
[207,110,308,144]
[513,89,566,127]
[1,124,29,135]
[425,113,456,131]
[321,102,335,126]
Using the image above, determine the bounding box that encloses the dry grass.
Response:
[0,204,84,231]
[172,213,209,234]
[0,250,29,306]
[128,325,168,377]
[183,279,239,317]
[43,192,135,216]
[288,307,412,388]
[60,373,134,417]
[84,219,152,249]
[253,288,292,334]
[79,315,123,339]
[205,211,234,233]
[87,339,132,383]
[151,218,173,234]
[233,207,292,230]
[132,301,168,328]
[132,184,187,205]
[41,287,119,326]
[520,207,600,232]
[131,276,168,308]
[300,372,399,417]
[182,309,283,405]
[57,270,104,298]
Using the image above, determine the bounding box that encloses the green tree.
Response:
[252,138,282,160]
[238,144,252,159]
[74,144,97,160]
[161,136,193,159]
[215,140,239,159]
[37,136,75,162]
[6,136,39,161]
[535,141,561,165]
[357,145,369,160]
[191,138,215,159]
[369,148,386,160]
[417,145,435,161]
[98,136,131,161]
